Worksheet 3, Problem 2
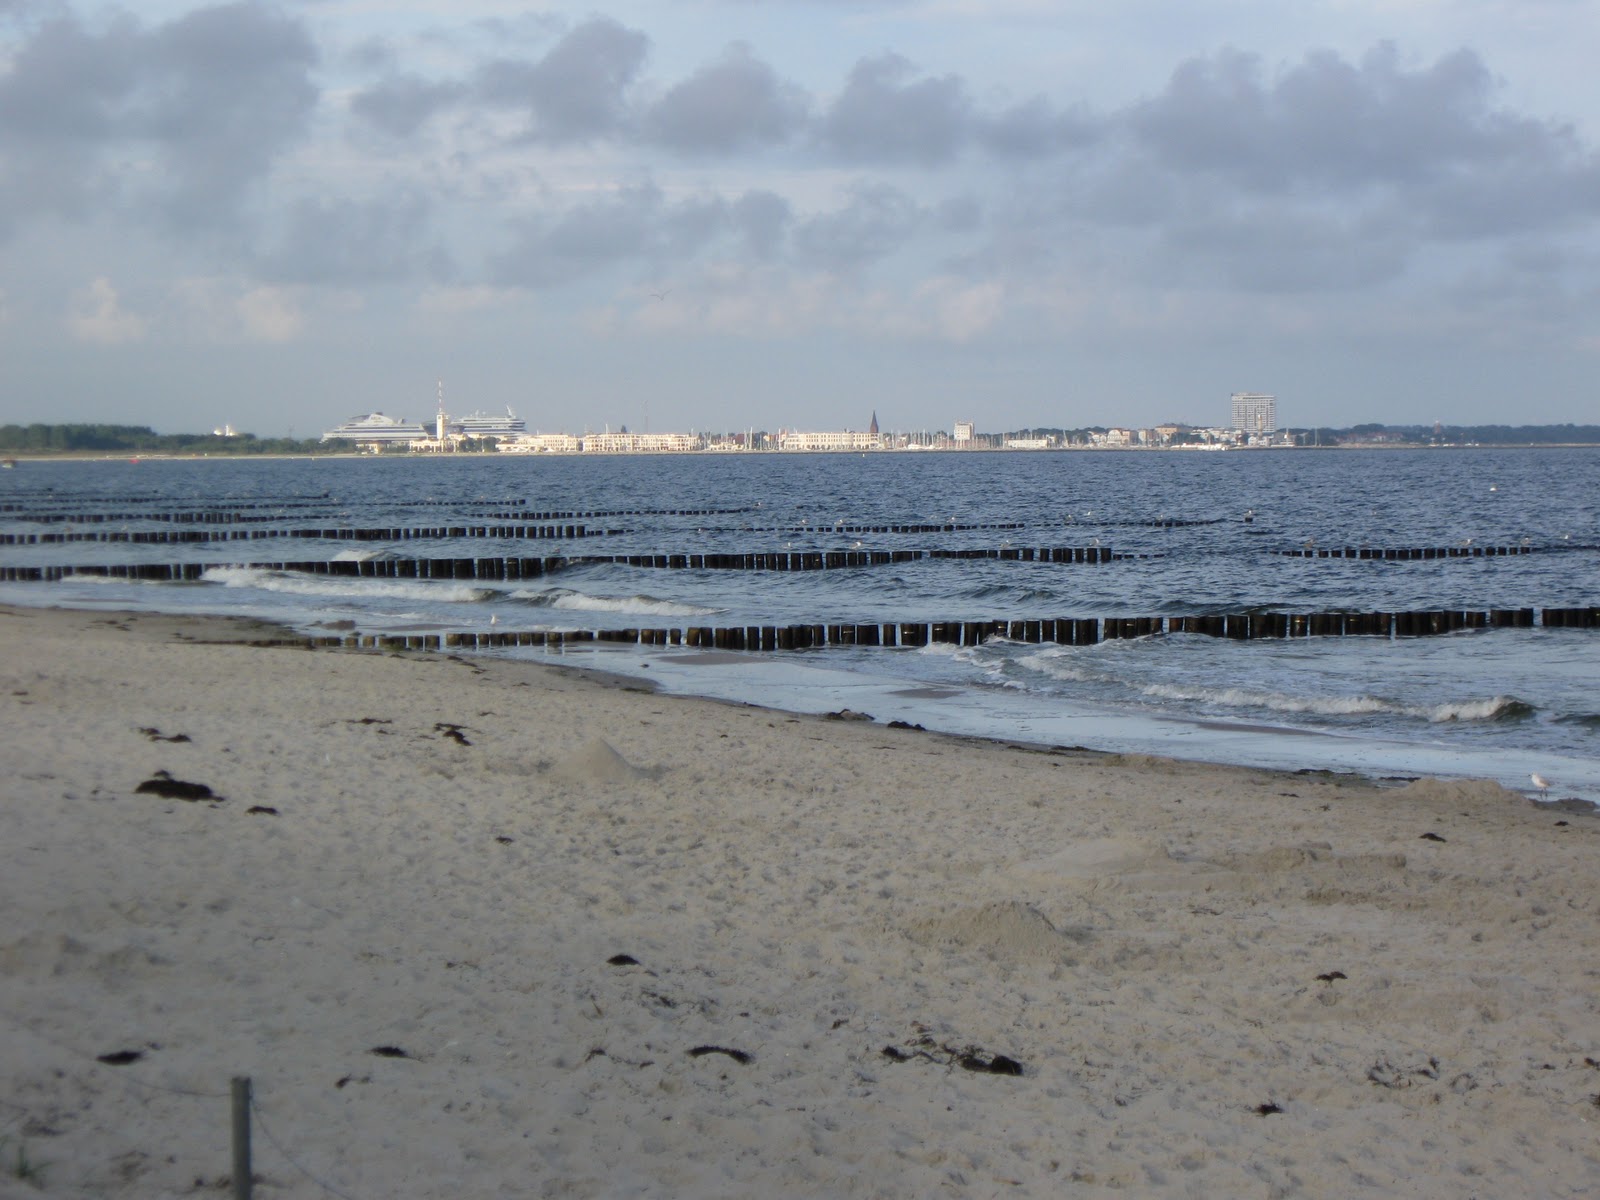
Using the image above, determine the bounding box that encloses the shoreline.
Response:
[5,597,1593,806]
[5,440,1600,464]
[4,604,1600,1196]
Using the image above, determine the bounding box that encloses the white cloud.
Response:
[236,287,304,342]
[919,276,1004,341]
[67,277,146,344]
[414,285,521,313]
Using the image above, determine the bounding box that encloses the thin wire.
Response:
[6,1017,229,1098]
[11,1016,358,1199]
[115,1073,230,1100]
[249,1096,359,1200]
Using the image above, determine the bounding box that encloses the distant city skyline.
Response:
[2,2,1598,437]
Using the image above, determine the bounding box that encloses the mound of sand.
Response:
[902,900,1091,961]
[548,736,651,785]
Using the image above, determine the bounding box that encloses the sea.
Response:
[3,448,1597,806]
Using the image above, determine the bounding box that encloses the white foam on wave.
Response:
[201,565,494,604]
[1428,695,1529,723]
[1018,649,1101,685]
[331,548,384,562]
[1141,681,1528,725]
[507,585,720,617]
[1143,681,1393,717]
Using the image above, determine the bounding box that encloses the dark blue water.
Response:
[3,448,1597,802]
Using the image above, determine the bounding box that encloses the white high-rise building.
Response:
[1230,392,1276,434]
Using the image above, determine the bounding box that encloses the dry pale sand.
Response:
[2,604,1599,1199]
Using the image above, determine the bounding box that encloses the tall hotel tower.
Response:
[1230,392,1277,435]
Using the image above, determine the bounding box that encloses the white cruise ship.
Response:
[454,407,527,438]
[321,412,430,444]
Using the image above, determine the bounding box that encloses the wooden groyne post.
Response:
[231,1076,251,1200]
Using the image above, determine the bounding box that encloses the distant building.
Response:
[581,431,701,453]
[778,428,882,451]
[1230,392,1277,434]
[953,420,975,444]
[499,432,581,454]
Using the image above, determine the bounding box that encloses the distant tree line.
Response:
[0,423,347,455]
[1340,423,1600,446]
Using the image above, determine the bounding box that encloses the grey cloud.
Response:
[659,195,738,257]
[818,54,972,165]
[490,185,798,287]
[0,12,139,226]
[0,3,317,235]
[642,43,808,154]
[1003,41,1600,295]
[936,194,982,233]
[492,185,694,287]
[335,24,1093,169]
[976,96,1098,158]
[351,74,468,139]
[345,37,398,75]
[256,193,450,286]
[137,4,319,226]
[476,16,648,142]
[793,183,922,269]
[731,190,792,258]
[1156,207,1407,292]
[1128,43,1600,220]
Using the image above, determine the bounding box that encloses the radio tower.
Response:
[436,379,448,446]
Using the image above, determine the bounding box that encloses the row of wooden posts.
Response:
[1276,544,1535,559]
[0,502,756,523]
[0,524,614,546]
[0,546,1131,583]
[290,606,1598,655]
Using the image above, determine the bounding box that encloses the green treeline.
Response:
[1348,423,1600,445]
[0,424,346,455]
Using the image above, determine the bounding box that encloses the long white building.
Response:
[778,429,883,451]
[581,431,702,453]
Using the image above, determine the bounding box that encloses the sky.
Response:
[1,0,1598,438]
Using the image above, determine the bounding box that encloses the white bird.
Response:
[489,613,498,627]
[1531,773,1551,800]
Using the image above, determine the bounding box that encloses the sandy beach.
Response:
[2,603,1598,1198]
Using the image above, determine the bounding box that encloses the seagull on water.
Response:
[1531,773,1551,800]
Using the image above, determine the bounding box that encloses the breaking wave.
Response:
[507,586,720,618]
[200,566,495,604]
[1141,681,1534,724]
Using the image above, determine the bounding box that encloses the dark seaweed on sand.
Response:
[135,771,218,801]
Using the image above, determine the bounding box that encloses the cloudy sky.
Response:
[2,0,1597,437]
